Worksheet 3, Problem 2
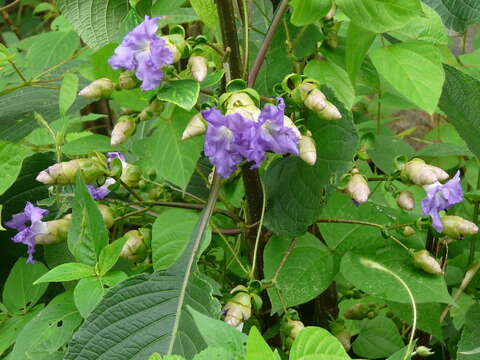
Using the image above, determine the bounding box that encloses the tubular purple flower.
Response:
[422,171,463,232]
[108,16,173,91]
[87,152,127,200]
[5,202,48,263]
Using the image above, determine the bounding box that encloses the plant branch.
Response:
[211,222,250,275]
[249,179,267,279]
[118,179,143,202]
[247,0,289,87]
[316,218,384,229]
[271,238,298,284]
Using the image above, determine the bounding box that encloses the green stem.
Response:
[249,179,267,279]
[317,218,384,229]
[271,238,298,283]
[469,160,480,264]
[8,59,27,82]
[241,0,250,79]
[167,172,222,355]
[211,222,250,275]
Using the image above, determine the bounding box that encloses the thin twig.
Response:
[0,0,19,12]
[271,238,298,283]
[211,222,250,275]
[249,179,267,279]
[317,218,384,229]
[118,179,143,202]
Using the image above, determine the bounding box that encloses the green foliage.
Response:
[34,262,96,283]
[290,0,332,26]
[289,327,351,360]
[157,80,200,111]
[457,303,480,360]
[423,0,480,32]
[0,142,31,196]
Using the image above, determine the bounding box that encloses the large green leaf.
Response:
[190,0,219,30]
[152,208,211,270]
[74,277,105,318]
[68,173,109,265]
[0,142,31,196]
[62,134,127,156]
[133,106,203,189]
[423,0,480,32]
[439,65,480,158]
[457,303,480,360]
[340,247,453,304]
[2,257,48,313]
[246,327,276,360]
[264,89,357,237]
[290,0,332,26]
[370,41,444,114]
[290,327,351,360]
[57,0,129,48]
[336,0,423,33]
[10,291,82,360]
[352,317,404,359]
[263,234,336,313]
[157,80,200,111]
[345,23,376,85]
[34,262,96,283]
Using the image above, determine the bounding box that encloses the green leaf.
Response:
[304,59,355,109]
[189,307,247,357]
[91,43,122,80]
[2,257,48,313]
[74,277,105,318]
[68,173,109,265]
[289,327,351,360]
[345,23,376,85]
[352,317,404,359]
[193,347,236,360]
[157,80,200,111]
[150,0,185,14]
[415,143,473,157]
[457,303,480,360]
[263,234,336,313]
[190,0,219,30]
[369,135,414,174]
[423,0,480,32]
[340,247,453,304]
[10,291,82,360]
[62,134,127,156]
[264,89,357,237]
[370,41,445,114]
[0,141,31,196]
[133,107,203,189]
[34,263,96,283]
[152,208,211,270]
[57,0,129,48]
[246,326,275,360]
[336,0,423,33]
[59,73,79,116]
[290,0,332,26]
[439,65,480,158]
[97,236,129,276]
[156,8,200,27]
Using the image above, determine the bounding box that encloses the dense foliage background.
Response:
[1,0,480,359]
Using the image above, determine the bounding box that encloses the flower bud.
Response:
[283,116,301,139]
[415,346,434,357]
[223,286,252,328]
[36,158,106,185]
[78,78,115,98]
[413,250,443,275]
[120,230,148,262]
[35,217,70,245]
[225,92,257,109]
[403,226,416,237]
[119,70,137,90]
[139,99,164,121]
[401,158,449,185]
[161,37,181,63]
[182,113,207,140]
[298,134,317,166]
[440,215,478,239]
[324,3,336,20]
[98,204,114,229]
[346,169,370,204]
[188,56,208,82]
[397,191,415,211]
[343,303,369,320]
[225,105,260,121]
[120,163,141,188]
[317,101,342,120]
[304,89,327,113]
[111,116,136,146]
[284,319,305,348]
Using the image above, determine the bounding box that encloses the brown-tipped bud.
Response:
[324,3,336,20]
[182,113,207,140]
[98,204,114,229]
[78,78,115,98]
[413,250,443,275]
[401,158,448,185]
[317,101,342,120]
[298,134,317,166]
[304,89,328,113]
[111,116,136,146]
[223,288,252,328]
[120,163,141,188]
[283,116,301,139]
[119,70,137,90]
[36,217,70,245]
[343,303,370,320]
[120,229,147,262]
[440,215,479,239]
[397,191,415,211]
[36,158,106,185]
[346,170,370,204]
[284,319,305,348]
[403,226,416,237]
[188,56,208,83]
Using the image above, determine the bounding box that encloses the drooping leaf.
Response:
[34,262,96,283]
[345,23,376,85]
[370,41,445,114]
[57,0,129,48]
[457,303,480,360]
[263,234,336,313]
[423,0,480,32]
[290,0,332,26]
[289,327,351,360]
[59,73,79,116]
[0,141,31,197]
[157,80,200,111]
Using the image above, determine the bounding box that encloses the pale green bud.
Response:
[284,319,305,348]
[161,37,181,63]
[415,346,434,357]
[98,204,114,229]
[441,215,478,239]
[225,92,257,110]
[119,70,137,90]
[346,170,370,204]
[397,191,415,211]
[343,303,369,320]
[120,230,147,262]
[413,250,443,275]
[188,55,208,82]
[120,163,141,188]
[182,113,207,140]
[401,158,449,185]
[304,89,327,112]
[283,116,301,139]
[403,226,416,237]
[36,158,106,185]
[317,101,342,120]
[324,3,336,20]
[111,116,136,146]
[223,287,252,327]
[36,217,70,245]
[78,78,115,98]
[225,105,261,121]
[298,134,317,166]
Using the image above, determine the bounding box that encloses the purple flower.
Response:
[5,202,48,263]
[109,16,173,91]
[107,151,126,167]
[422,171,463,232]
[87,152,127,200]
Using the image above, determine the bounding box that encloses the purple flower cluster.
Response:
[422,171,463,232]
[201,97,299,178]
[87,152,126,200]
[109,16,173,91]
[5,202,48,263]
